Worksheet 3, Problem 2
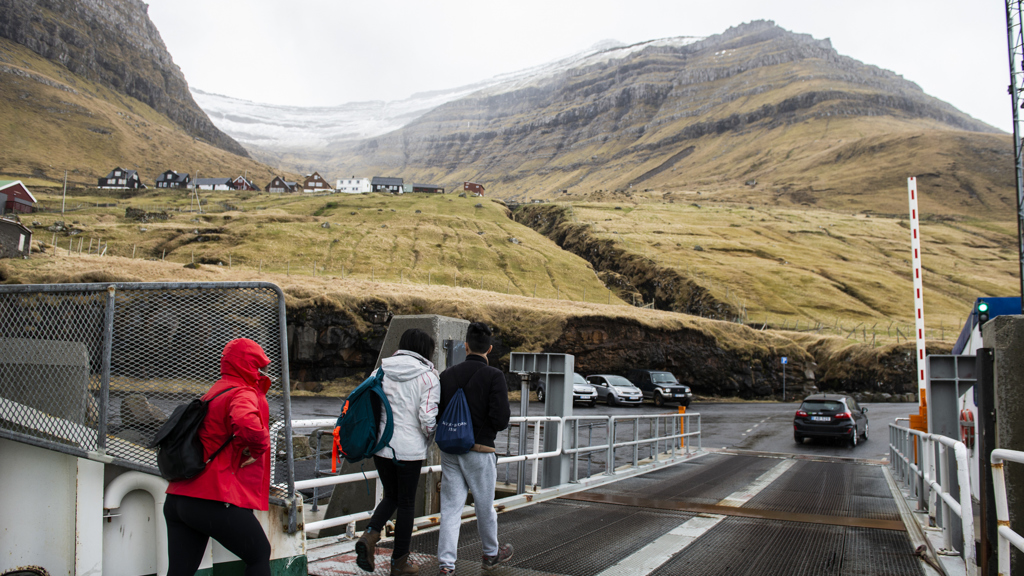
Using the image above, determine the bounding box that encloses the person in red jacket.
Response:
[164,338,273,576]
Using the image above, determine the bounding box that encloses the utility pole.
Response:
[1006,0,1024,312]
[61,170,67,216]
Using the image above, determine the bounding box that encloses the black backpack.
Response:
[149,387,237,481]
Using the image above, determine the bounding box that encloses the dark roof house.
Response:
[302,172,333,193]
[412,184,445,194]
[155,170,191,188]
[98,168,146,190]
[194,178,233,190]
[371,176,403,193]
[266,176,299,193]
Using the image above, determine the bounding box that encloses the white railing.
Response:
[293,412,701,534]
[992,449,1024,576]
[563,413,701,480]
[889,424,976,575]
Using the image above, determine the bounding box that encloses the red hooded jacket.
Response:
[166,338,273,510]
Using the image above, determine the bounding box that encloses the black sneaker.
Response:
[482,543,514,571]
[438,567,456,575]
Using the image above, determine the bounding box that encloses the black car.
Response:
[793,394,868,446]
[626,369,693,407]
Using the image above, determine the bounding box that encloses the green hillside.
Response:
[15,188,622,305]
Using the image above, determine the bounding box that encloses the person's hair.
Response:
[465,322,492,354]
[399,328,435,360]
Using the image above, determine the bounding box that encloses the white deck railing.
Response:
[889,424,976,576]
[292,411,701,534]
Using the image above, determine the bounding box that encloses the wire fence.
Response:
[0,282,295,503]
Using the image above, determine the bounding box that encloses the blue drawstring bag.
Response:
[436,384,475,454]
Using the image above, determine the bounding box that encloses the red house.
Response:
[232,175,259,191]
[463,181,485,195]
[0,180,37,214]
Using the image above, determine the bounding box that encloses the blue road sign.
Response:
[781,357,788,365]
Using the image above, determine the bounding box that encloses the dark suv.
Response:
[626,369,692,407]
[793,394,868,446]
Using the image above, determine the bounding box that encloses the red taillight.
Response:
[834,412,852,420]
[795,410,807,417]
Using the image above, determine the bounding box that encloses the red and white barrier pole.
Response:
[908,177,927,407]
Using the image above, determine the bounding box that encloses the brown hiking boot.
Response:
[391,553,419,575]
[482,543,514,571]
[355,528,380,572]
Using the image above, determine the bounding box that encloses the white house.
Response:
[335,177,371,194]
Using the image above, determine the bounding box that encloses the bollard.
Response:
[679,406,686,450]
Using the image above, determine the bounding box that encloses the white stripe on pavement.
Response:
[593,457,796,576]
[718,459,795,507]
[593,515,726,576]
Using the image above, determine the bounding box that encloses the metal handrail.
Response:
[991,449,1024,575]
[294,412,701,534]
[296,416,563,533]
[889,424,976,575]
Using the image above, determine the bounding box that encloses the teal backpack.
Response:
[331,368,395,471]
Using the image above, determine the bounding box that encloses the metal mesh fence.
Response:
[0,282,293,500]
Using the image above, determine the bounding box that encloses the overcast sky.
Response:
[147,0,1011,132]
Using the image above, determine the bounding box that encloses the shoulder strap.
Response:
[204,386,239,463]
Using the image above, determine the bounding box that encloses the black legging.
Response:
[164,493,271,576]
[367,456,423,559]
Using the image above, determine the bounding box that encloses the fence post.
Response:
[98,285,116,453]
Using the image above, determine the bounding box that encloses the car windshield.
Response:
[606,376,634,387]
[573,373,587,386]
[802,400,844,412]
[651,372,678,384]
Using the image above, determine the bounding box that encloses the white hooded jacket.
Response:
[375,350,440,461]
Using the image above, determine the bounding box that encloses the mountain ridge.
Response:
[0,0,248,157]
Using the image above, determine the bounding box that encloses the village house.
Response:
[193,178,233,191]
[335,177,370,193]
[0,180,37,214]
[98,168,146,190]
[154,170,190,189]
[266,176,299,193]
[231,175,259,191]
[371,176,403,193]
[0,217,32,259]
[412,183,445,194]
[463,181,485,195]
[302,172,333,193]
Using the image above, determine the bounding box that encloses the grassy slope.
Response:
[19,189,623,304]
[554,198,1016,333]
[0,38,287,188]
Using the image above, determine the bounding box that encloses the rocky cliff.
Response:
[0,0,248,157]
[323,20,1002,204]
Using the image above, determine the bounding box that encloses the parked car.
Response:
[536,373,597,407]
[793,394,868,446]
[586,375,643,406]
[626,369,693,407]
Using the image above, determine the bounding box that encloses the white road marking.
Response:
[593,457,796,576]
[593,515,726,576]
[718,459,796,507]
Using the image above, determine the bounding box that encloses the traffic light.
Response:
[977,300,990,326]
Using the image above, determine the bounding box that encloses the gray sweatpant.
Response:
[438,450,498,569]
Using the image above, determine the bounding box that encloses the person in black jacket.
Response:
[436,322,512,576]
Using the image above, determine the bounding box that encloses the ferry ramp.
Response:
[308,451,931,576]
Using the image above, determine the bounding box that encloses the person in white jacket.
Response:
[356,328,439,576]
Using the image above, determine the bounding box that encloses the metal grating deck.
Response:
[308,453,927,576]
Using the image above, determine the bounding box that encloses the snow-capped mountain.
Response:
[191,36,704,152]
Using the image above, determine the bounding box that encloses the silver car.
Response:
[586,375,643,406]
[537,372,597,407]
